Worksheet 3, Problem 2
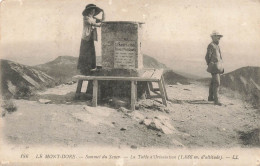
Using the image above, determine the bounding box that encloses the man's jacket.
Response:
[205,42,224,74]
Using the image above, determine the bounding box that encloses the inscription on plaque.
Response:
[114,41,137,69]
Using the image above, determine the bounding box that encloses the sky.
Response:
[1,0,260,77]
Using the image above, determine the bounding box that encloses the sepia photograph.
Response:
[0,0,260,165]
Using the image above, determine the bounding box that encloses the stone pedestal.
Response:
[97,21,146,101]
[101,21,144,72]
[89,69,147,101]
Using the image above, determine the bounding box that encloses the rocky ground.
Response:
[1,81,260,149]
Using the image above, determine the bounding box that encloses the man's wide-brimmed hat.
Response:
[211,31,223,37]
[82,4,102,16]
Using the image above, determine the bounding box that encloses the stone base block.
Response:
[85,68,147,100]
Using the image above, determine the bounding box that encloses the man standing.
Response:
[205,31,224,106]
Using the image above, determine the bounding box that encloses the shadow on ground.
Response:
[29,92,93,105]
[168,99,213,105]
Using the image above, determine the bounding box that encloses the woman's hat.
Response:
[210,31,223,37]
[82,4,102,16]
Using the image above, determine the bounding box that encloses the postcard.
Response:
[0,0,260,165]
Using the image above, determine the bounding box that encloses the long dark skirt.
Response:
[77,39,96,74]
[77,38,96,94]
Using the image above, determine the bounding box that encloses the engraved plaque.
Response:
[114,41,137,69]
[101,21,144,69]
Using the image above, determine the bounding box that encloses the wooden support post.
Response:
[75,80,83,99]
[161,76,169,100]
[145,82,151,99]
[131,81,137,111]
[148,82,154,92]
[76,80,83,93]
[158,79,167,106]
[98,81,101,100]
[135,81,138,101]
[92,79,98,107]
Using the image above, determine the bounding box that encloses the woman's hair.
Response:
[82,9,92,16]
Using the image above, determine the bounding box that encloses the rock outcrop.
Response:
[221,66,260,107]
[0,59,55,98]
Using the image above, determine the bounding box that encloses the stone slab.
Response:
[101,21,144,69]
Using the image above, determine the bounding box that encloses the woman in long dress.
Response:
[77,4,105,94]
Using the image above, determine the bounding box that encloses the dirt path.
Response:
[167,83,259,148]
[2,82,259,148]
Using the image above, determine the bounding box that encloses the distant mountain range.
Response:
[34,56,79,84]
[1,55,259,107]
[200,66,260,107]
[34,55,190,85]
[221,67,260,93]
[0,54,190,97]
[0,59,55,98]
[221,66,260,107]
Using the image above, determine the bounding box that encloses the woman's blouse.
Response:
[82,16,98,41]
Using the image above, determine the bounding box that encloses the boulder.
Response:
[39,99,51,104]
[141,117,175,134]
